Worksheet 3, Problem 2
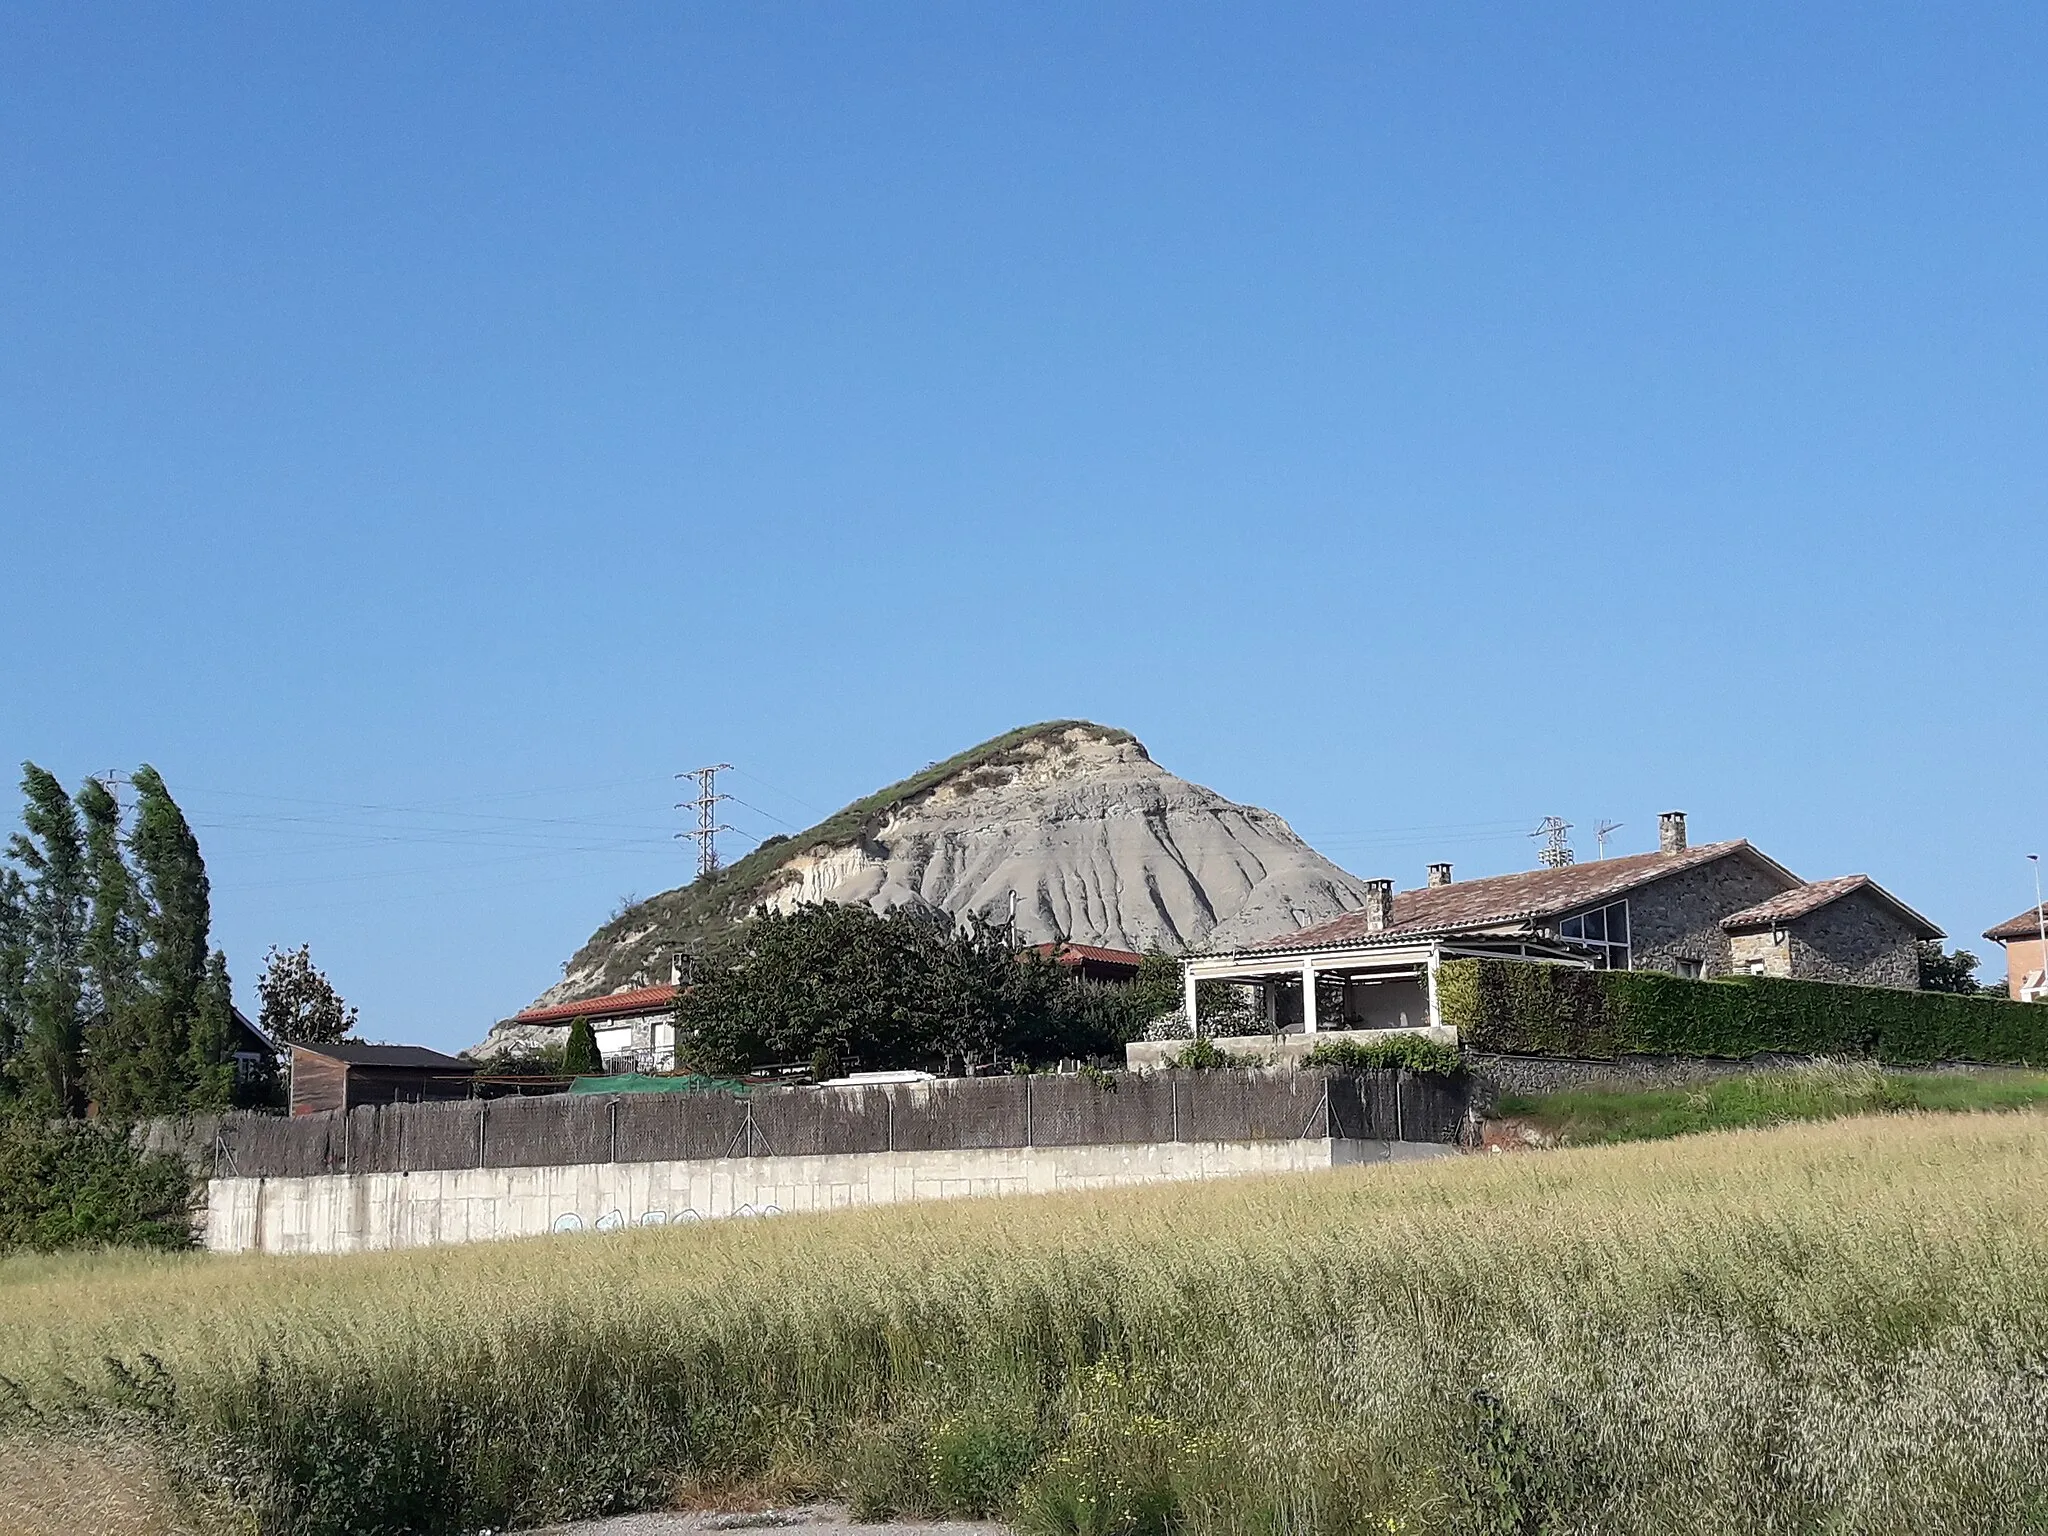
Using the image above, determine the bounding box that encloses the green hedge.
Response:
[1439,959,2048,1066]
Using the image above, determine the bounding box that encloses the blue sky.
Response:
[3,4,2043,1050]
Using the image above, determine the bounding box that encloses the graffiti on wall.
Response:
[549,1203,784,1234]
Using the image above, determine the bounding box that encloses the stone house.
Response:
[1983,905,2048,1001]
[1721,875,1939,988]
[1174,812,1938,1039]
[482,983,681,1072]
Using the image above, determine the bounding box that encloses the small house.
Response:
[1984,906,2048,1001]
[1720,876,1940,987]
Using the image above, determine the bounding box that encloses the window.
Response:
[1677,957,1705,980]
[1558,900,1632,969]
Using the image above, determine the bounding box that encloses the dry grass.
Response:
[0,1435,193,1536]
[5,1114,2048,1534]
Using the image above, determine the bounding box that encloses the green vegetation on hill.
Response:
[1497,1060,2048,1145]
[8,1116,2048,1534]
[567,721,1140,995]
[1442,957,2048,1065]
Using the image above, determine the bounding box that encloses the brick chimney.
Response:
[1427,862,1453,888]
[1363,878,1395,932]
[1659,811,1688,854]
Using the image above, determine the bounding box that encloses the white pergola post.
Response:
[1184,966,1201,1038]
[1301,959,1319,1034]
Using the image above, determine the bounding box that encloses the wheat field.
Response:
[6,1113,2048,1535]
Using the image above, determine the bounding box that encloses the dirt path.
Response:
[531,1504,1009,1536]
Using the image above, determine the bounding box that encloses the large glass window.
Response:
[1558,900,1631,969]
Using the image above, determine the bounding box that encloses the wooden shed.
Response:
[289,1042,479,1117]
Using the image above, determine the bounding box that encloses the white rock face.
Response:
[525,726,1371,1017]
[759,729,1369,951]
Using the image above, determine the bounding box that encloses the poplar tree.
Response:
[0,867,28,1089]
[183,950,237,1112]
[76,777,145,1111]
[128,766,216,1113]
[6,765,88,1112]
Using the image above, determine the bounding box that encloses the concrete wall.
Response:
[205,1137,1450,1256]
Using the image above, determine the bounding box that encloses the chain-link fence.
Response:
[214,1067,1471,1179]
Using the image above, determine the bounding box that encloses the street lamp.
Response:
[2031,855,2047,1003]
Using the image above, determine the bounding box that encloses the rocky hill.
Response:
[528,721,1372,1011]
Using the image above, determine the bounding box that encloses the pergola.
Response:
[1181,930,1592,1038]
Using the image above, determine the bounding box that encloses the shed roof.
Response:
[1243,840,1796,953]
[290,1042,476,1071]
[1721,875,1942,939]
[1031,942,1146,969]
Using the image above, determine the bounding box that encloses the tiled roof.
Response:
[1031,942,1146,969]
[1245,841,1792,953]
[515,984,680,1026]
[1716,874,1944,937]
[291,1042,475,1070]
[1985,906,2048,943]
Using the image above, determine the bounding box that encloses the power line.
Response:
[677,764,735,879]
[1531,816,1575,869]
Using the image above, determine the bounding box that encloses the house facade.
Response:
[491,983,681,1072]
[1176,812,1937,1040]
[1721,876,1938,988]
[1983,906,2048,1002]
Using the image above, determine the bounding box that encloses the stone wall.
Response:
[205,1136,1454,1256]
[1466,1051,1811,1099]
[1785,889,1922,988]
[1624,852,1799,978]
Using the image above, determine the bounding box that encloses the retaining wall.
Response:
[206,1136,1453,1255]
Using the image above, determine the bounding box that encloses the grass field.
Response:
[6,1112,2048,1535]
[1494,1059,2048,1143]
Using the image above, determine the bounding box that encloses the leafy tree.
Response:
[676,903,1123,1076]
[6,764,89,1113]
[257,943,359,1044]
[1919,942,1985,995]
[185,949,238,1111]
[562,1017,604,1075]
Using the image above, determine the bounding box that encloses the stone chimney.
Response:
[1427,862,1453,888]
[1363,878,1395,932]
[1659,811,1688,855]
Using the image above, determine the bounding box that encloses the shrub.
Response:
[1167,1038,1234,1070]
[0,1110,192,1253]
[1302,1035,1462,1076]
[1441,958,2048,1065]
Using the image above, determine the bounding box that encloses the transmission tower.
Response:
[1595,819,1624,860]
[1531,816,1575,869]
[676,764,735,879]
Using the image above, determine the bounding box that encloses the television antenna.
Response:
[1595,820,1624,859]
[1531,816,1575,869]
[676,764,735,879]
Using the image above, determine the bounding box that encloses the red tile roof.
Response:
[1031,942,1147,969]
[1985,906,2048,943]
[515,984,679,1026]
[1243,841,1796,953]
[1720,875,1940,938]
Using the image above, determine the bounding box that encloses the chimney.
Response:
[1659,811,1688,855]
[1427,862,1453,888]
[1363,878,1395,932]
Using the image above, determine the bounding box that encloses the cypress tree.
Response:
[562,1016,604,1075]
[7,765,89,1113]
[128,765,214,1113]
[183,949,237,1112]
[76,777,146,1113]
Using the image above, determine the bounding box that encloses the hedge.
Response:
[1438,958,2048,1066]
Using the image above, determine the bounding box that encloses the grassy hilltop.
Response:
[8,1112,2048,1535]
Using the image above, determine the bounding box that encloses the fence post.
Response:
[609,1098,619,1163]
[477,1098,487,1168]
[1394,1071,1406,1143]
[1170,1075,1179,1142]
[1025,1075,1033,1147]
